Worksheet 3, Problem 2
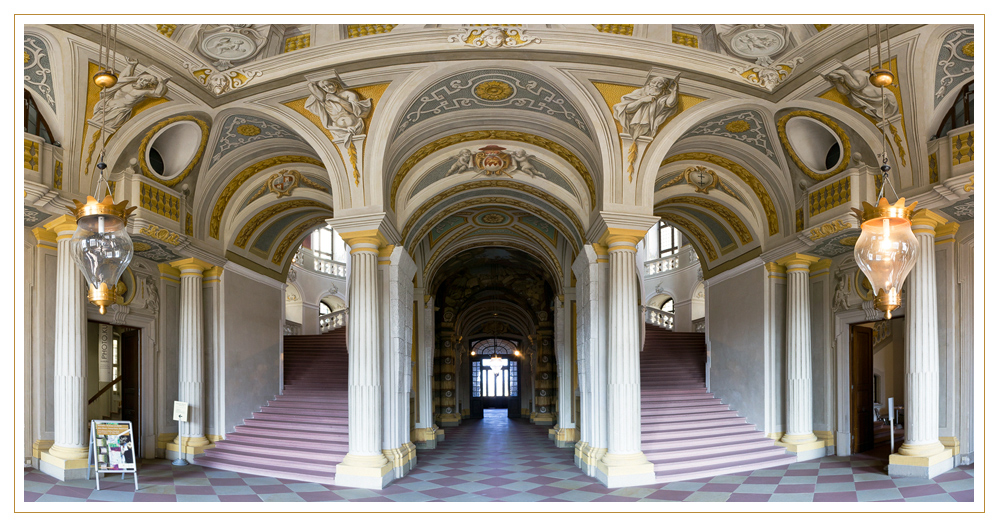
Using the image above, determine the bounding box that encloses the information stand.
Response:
[172,401,189,466]
[88,420,139,491]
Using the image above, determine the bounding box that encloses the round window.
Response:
[784,116,844,174]
[145,120,203,179]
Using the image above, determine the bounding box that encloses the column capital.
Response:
[598,228,647,252]
[935,221,961,242]
[910,209,948,233]
[775,252,822,269]
[809,258,833,274]
[764,261,786,275]
[43,214,78,239]
[169,257,214,274]
[31,226,58,247]
[340,229,391,254]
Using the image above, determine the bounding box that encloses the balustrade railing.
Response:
[283,321,302,336]
[292,248,347,278]
[693,318,706,333]
[644,306,674,330]
[320,309,348,333]
[645,255,679,276]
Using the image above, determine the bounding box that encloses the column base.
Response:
[165,435,215,462]
[335,453,394,489]
[533,412,555,426]
[596,452,656,488]
[554,427,578,448]
[575,442,606,478]
[437,413,462,427]
[889,449,955,479]
[412,426,439,449]
[774,433,826,462]
[39,445,90,481]
[382,443,416,479]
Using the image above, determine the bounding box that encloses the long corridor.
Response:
[23,409,973,503]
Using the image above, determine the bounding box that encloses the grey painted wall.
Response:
[708,264,767,430]
[222,270,282,434]
[159,278,180,435]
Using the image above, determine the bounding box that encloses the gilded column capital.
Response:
[809,258,833,274]
[775,252,822,269]
[169,257,215,274]
[31,226,58,247]
[598,228,647,252]
[764,261,785,275]
[910,209,948,234]
[340,229,391,254]
[934,221,961,242]
[43,214,78,240]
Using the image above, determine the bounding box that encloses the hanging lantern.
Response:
[851,197,918,319]
[67,195,137,314]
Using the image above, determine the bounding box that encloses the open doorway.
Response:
[87,323,142,456]
[849,318,905,455]
[470,338,521,420]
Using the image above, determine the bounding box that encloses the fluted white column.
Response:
[599,233,654,487]
[898,211,947,459]
[46,216,89,464]
[336,232,392,488]
[170,258,213,454]
[779,256,818,444]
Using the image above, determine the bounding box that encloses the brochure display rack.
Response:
[88,420,139,490]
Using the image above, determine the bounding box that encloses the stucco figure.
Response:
[824,62,899,121]
[91,58,168,132]
[612,74,681,139]
[305,78,372,144]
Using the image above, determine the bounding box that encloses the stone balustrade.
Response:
[320,309,348,333]
[644,306,674,330]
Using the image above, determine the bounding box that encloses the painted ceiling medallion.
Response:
[198,25,267,69]
[268,169,300,197]
[474,80,514,101]
[720,25,788,63]
[682,165,719,194]
[725,120,751,133]
[481,213,506,224]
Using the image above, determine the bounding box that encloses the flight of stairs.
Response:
[194,328,349,484]
[641,323,797,483]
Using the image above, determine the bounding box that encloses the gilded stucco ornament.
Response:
[448,26,541,49]
[719,25,802,91]
[184,62,263,96]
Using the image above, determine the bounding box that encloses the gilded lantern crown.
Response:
[67,194,137,224]
[851,196,918,224]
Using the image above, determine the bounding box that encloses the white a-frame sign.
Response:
[88,420,139,490]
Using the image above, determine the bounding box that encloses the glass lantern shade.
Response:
[67,195,137,314]
[852,197,919,319]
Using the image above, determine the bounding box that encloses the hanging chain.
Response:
[93,24,116,200]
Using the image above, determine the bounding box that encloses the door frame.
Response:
[834,304,906,456]
[849,323,874,453]
[87,308,158,460]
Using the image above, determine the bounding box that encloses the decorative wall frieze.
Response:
[806,218,853,241]
[138,223,184,246]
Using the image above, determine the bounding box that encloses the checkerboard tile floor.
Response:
[23,410,973,503]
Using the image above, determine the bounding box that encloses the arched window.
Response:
[319,301,332,315]
[934,81,973,139]
[660,297,674,313]
[24,89,55,145]
[647,220,682,257]
[308,225,348,262]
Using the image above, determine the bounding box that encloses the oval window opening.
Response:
[785,116,843,174]
[146,121,203,178]
[149,147,165,175]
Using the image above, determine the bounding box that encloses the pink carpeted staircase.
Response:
[194,328,349,484]
[641,324,796,483]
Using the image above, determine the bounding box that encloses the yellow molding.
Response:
[203,266,224,279]
[814,430,836,447]
[169,257,215,273]
[775,252,822,268]
[764,262,785,274]
[911,209,948,230]
[597,227,647,247]
[940,437,961,456]
[43,215,78,237]
[32,439,55,460]
[157,262,181,280]
[935,222,961,239]
[340,229,391,250]
[592,243,608,256]
[138,116,210,187]
[889,449,953,467]
[31,227,58,247]
[810,258,833,273]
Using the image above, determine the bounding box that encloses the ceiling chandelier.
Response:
[67,24,136,314]
[852,24,918,320]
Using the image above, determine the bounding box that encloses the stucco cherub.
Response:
[445,148,477,176]
[509,149,546,178]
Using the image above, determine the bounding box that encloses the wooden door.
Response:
[850,325,874,453]
[119,328,141,457]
